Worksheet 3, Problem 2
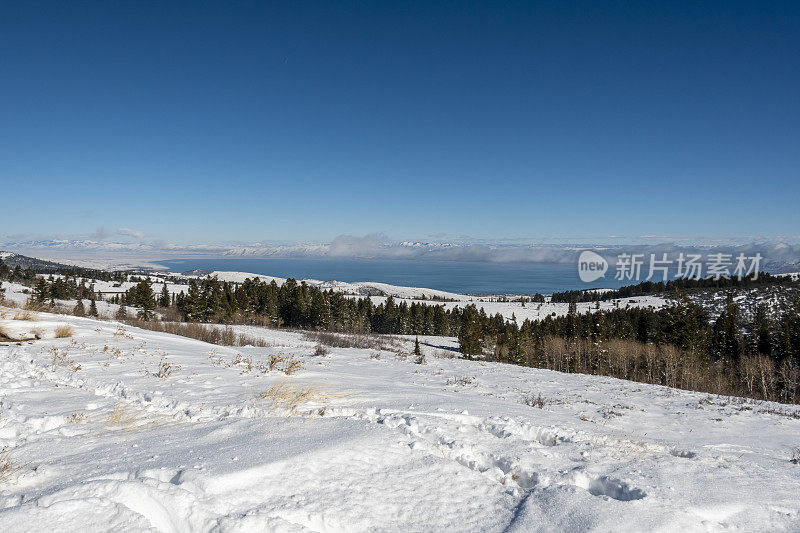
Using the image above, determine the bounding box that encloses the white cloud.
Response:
[117,227,145,239]
[329,233,388,257]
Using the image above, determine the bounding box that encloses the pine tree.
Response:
[414,336,421,356]
[752,304,773,357]
[159,283,170,308]
[711,293,743,363]
[458,305,483,357]
[778,297,800,364]
[34,278,49,303]
[73,299,86,317]
[181,280,202,321]
[309,290,330,330]
[115,304,129,321]
[127,279,156,320]
[89,299,99,317]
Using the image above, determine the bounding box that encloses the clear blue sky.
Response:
[1,1,798,244]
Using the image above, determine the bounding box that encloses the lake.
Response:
[155,258,641,295]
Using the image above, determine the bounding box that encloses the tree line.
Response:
[550,272,796,303]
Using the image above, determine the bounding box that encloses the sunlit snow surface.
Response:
[1,309,799,532]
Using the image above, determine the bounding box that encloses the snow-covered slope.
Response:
[1,309,798,531]
[185,270,472,300]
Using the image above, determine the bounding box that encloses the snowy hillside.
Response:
[184,270,473,301]
[1,308,799,531]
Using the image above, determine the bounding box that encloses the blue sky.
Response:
[1,1,798,245]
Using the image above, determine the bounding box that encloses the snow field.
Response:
[0,308,799,531]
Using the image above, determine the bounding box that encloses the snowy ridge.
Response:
[185,270,473,300]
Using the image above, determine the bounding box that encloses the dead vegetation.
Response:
[104,400,141,428]
[55,324,74,338]
[13,310,37,321]
[156,356,176,378]
[281,355,304,375]
[232,353,254,372]
[101,399,172,433]
[760,406,800,420]
[304,330,403,352]
[0,447,35,486]
[203,349,306,376]
[248,380,350,416]
[65,412,87,424]
[47,346,81,372]
[314,344,330,356]
[122,319,271,347]
[523,393,548,409]
[263,353,305,374]
[446,376,475,386]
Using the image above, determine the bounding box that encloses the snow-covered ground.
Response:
[185,270,475,301]
[1,309,799,531]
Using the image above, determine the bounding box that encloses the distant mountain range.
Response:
[2,240,800,273]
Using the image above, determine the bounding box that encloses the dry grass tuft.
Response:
[104,400,141,428]
[47,347,81,372]
[13,310,37,321]
[0,447,34,486]
[281,355,304,375]
[156,356,176,378]
[249,380,350,416]
[314,344,330,356]
[232,353,254,373]
[22,300,47,313]
[100,400,173,433]
[446,376,475,387]
[523,393,548,409]
[66,412,87,424]
[262,353,304,374]
[55,324,75,338]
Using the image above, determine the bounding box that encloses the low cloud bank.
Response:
[3,235,800,273]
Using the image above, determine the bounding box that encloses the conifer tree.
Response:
[34,278,49,303]
[127,279,156,320]
[458,305,483,357]
[159,283,170,308]
[752,304,773,357]
[778,297,800,364]
[711,293,743,363]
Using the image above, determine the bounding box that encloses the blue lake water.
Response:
[156,258,644,295]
